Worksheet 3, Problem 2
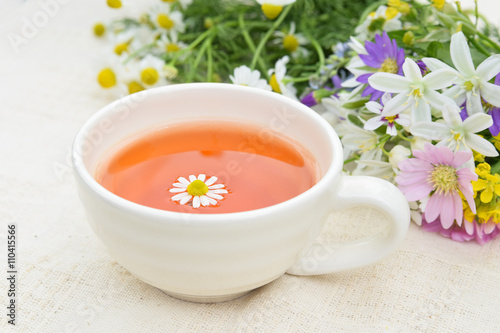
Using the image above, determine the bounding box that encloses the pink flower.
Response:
[395,143,478,229]
[421,215,500,245]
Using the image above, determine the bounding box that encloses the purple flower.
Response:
[396,143,477,229]
[357,31,405,101]
[486,74,500,136]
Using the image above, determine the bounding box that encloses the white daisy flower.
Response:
[364,92,411,135]
[137,54,169,87]
[150,4,185,34]
[355,5,402,41]
[230,66,272,91]
[268,56,298,100]
[273,22,309,58]
[96,53,128,95]
[256,0,296,20]
[169,174,228,208]
[156,33,187,55]
[110,30,135,56]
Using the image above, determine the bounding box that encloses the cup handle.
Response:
[286,174,410,276]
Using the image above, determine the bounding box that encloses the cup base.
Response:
[161,289,252,303]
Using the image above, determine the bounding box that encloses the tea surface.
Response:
[97,120,318,213]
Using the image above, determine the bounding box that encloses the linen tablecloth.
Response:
[1,1,499,332]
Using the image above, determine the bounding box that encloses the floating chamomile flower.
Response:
[150,4,185,34]
[230,66,271,91]
[273,22,309,58]
[169,174,228,208]
[268,56,297,100]
[255,0,296,20]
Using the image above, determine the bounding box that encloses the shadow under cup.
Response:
[73,83,344,302]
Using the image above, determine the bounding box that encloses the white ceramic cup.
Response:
[73,83,410,303]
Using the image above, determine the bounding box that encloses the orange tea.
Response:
[96,120,318,213]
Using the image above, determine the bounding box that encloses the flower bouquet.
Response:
[94,0,500,244]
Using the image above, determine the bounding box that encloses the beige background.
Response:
[1,0,499,332]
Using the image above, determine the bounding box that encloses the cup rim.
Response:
[72,83,343,225]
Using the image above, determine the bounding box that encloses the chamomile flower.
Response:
[110,30,135,56]
[96,53,127,93]
[169,174,228,208]
[256,0,296,20]
[268,56,297,100]
[273,22,309,58]
[230,66,272,91]
[137,54,169,87]
[156,33,187,55]
[150,4,185,34]
[106,0,126,9]
[355,5,402,41]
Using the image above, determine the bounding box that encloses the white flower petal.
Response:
[410,121,449,140]
[179,195,192,205]
[364,117,385,131]
[172,182,187,188]
[169,188,187,193]
[402,58,423,82]
[450,31,476,77]
[412,100,431,123]
[206,197,217,205]
[192,196,201,208]
[465,134,499,157]
[205,176,217,186]
[463,113,493,133]
[444,85,466,105]
[382,93,411,116]
[423,89,456,110]
[365,101,382,114]
[466,91,483,115]
[368,73,410,93]
[476,55,500,81]
[200,195,210,206]
[207,184,225,189]
[441,103,463,128]
[197,174,206,181]
[422,68,457,90]
[177,177,190,185]
[172,192,190,201]
[206,192,223,200]
[422,57,457,72]
[480,81,500,107]
[210,189,228,194]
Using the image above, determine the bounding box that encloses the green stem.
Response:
[238,12,268,77]
[207,39,213,82]
[284,76,312,83]
[168,28,214,66]
[187,38,210,82]
[397,130,414,143]
[311,39,325,73]
[468,37,491,57]
[250,4,293,70]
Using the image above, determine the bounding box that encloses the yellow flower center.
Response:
[114,42,129,55]
[93,23,105,37]
[385,7,399,20]
[161,0,176,2]
[384,115,397,123]
[107,0,122,9]
[261,4,283,20]
[128,81,145,94]
[380,58,399,74]
[432,0,445,10]
[464,80,475,91]
[158,13,174,29]
[430,164,459,194]
[187,180,209,196]
[97,68,116,88]
[283,34,299,53]
[269,74,282,93]
[166,43,180,53]
[141,67,159,85]
[410,87,423,98]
